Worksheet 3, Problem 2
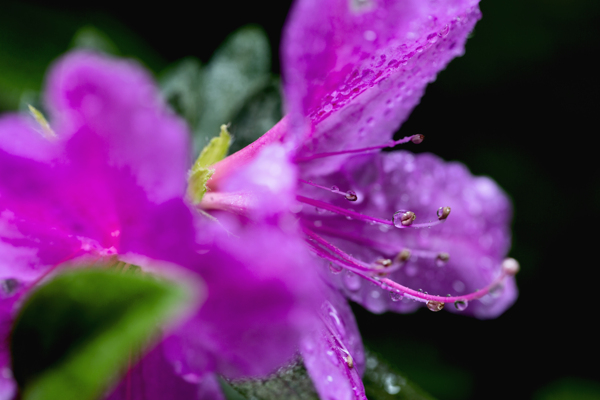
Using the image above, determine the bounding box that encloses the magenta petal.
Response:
[283,0,480,174]
[45,51,191,204]
[105,343,199,400]
[301,284,366,400]
[300,151,516,318]
[165,220,323,380]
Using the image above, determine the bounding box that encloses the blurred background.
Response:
[2,0,599,399]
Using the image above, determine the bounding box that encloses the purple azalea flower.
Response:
[204,0,518,398]
[0,52,322,400]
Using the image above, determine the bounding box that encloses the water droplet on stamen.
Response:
[454,300,468,311]
[345,190,358,201]
[331,185,340,192]
[435,252,449,267]
[437,206,451,220]
[344,271,362,291]
[389,291,403,301]
[329,262,343,274]
[426,300,444,312]
[393,210,416,227]
[439,24,450,37]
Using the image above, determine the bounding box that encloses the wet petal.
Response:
[301,284,366,400]
[284,0,480,174]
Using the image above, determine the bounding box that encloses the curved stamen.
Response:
[294,134,424,162]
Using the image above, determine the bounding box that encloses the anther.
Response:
[411,134,424,144]
[435,252,449,267]
[426,300,444,312]
[345,354,354,369]
[393,210,416,227]
[437,206,451,220]
[375,258,393,267]
[396,249,411,262]
[502,258,520,275]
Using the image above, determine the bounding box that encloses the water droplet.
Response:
[427,33,438,44]
[330,262,343,274]
[324,104,333,112]
[343,271,361,291]
[331,185,340,192]
[1,279,19,296]
[327,375,333,382]
[345,190,358,201]
[326,350,339,365]
[489,283,504,298]
[454,300,468,311]
[435,252,449,267]
[389,291,403,301]
[393,210,416,227]
[439,24,450,37]
[437,206,451,220]
[426,300,444,312]
[363,30,377,41]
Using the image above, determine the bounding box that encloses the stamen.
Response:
[298,179,359,202]
[502,258,520,275]
[435,252,449,267]
[397,249,411,262]
[294,134,424,162]
[298,195,448,229]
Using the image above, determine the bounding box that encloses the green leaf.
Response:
[193,25,272,153]
[187,124,231,204]
[11,268,190,400]
[160,57,204,131]
[363,350,436,400]
[226,356,319,400]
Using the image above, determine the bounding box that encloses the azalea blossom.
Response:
[0,52,322,400]
[202,0,518,398]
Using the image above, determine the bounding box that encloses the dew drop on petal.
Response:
[1,278,19,296]
[439,24,450,37]
[330,262,343,274]
[426,300,444,312]
[454,300,468,311]
[489,283,504,298]
[389,291,403,302]
[343,271,362,291]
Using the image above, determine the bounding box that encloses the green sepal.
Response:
[27,104,55,138]
[187,124,231,204]
[10,268,191,400]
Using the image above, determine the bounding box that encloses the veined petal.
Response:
[283,0,480,174]
[300,151,516,319]
[301,284,366,400]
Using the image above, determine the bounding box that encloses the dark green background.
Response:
[2,0,598,399]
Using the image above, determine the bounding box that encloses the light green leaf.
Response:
[187,125,231,204]
[11,268,191,400]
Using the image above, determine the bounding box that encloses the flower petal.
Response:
[283,0,480,174]
[44,51,191,204]
[164,219,323,380]
[301,283,366,400]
